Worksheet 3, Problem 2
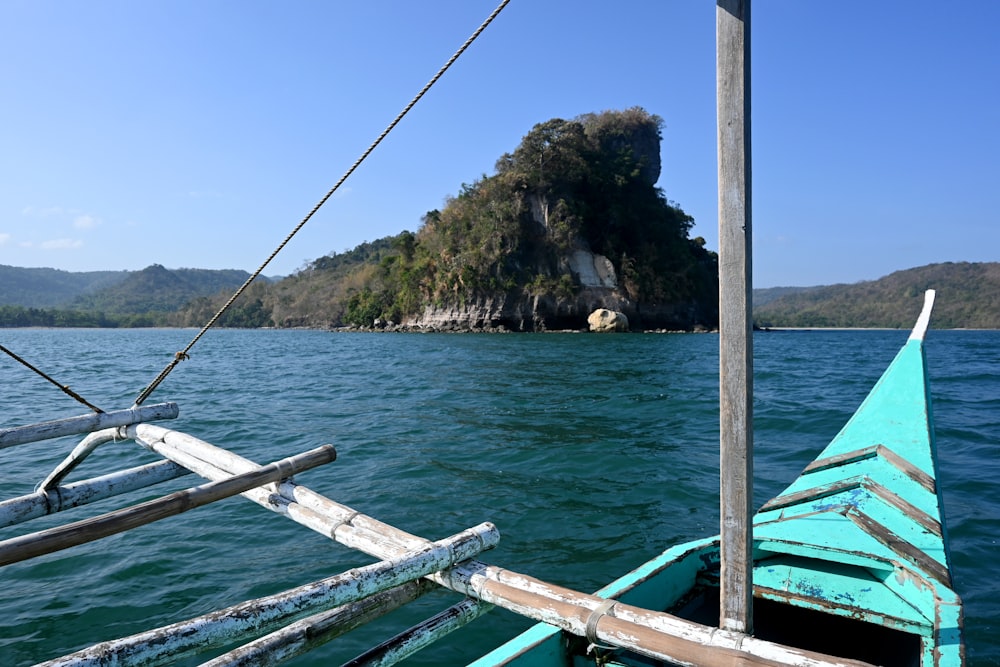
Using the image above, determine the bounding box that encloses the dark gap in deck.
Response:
[669,586,921,667]
[583,585,924,667]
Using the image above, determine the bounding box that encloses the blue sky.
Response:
[1,1,996,288]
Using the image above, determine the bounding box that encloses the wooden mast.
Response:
[716,0,753,634]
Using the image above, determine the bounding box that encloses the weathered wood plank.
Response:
[0,403,179,449]
[717,0,754,635]
[0,445,335,567]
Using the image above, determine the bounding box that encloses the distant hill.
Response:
[0,265,128,307]
[752,262,1000,329]
[752,285,821,307]
[0,264,258,316]
[69,265,255,314]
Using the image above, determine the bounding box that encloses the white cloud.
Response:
[0,233,10,245]
[73,214,100,230]
[40,238,84,250]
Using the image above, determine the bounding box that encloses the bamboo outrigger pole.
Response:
[717,0,753,634]
[0,402,179,450]
[0,445,336,567]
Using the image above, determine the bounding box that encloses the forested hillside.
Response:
[0,265,127,307]
[753,262,1000,329]
[0,265,260,327]
[69,265,254,314]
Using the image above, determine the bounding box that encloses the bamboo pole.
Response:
[0,445,336,568]
[341,598,490,667]
[433,561,873,667]
[0,459,189,529]
[127,424,429,555]
[120,424,869,667]
[0,403,179,450]
[717,0,754,635]
[198,580,438,667]
[40,428,121,491]
[40,523,500,667]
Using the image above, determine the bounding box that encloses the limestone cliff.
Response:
[409,286,635,332]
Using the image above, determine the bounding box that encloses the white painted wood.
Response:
[0,459,189,529]
[127,424,429,556]
[39,429,119,491]
[0,445,336,567]
[198,580,437,667]
[0,403,178,450]
[909,289,936,341]
[342,598,490,667]
[716,0,754,635]
[40,524,500,667]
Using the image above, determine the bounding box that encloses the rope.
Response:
[133,0,511,406]
[585,598,620,658]
[0,344,104,413]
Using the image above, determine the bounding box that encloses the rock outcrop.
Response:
[588,308,629,332]
[567,249,617,288]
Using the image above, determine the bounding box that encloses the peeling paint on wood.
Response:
[0,402,178,450]
[0,459,189,529]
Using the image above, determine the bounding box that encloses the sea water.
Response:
[0,328,996,665]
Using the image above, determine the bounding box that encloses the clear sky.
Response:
[1,1,996,288]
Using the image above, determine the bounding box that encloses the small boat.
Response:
[472,289,965,667]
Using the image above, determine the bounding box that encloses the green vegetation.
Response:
[0,265,127,307]
[753,263,1000,329]
[0,265,261,328]
[68,265,254,314]
[0,305,120,327]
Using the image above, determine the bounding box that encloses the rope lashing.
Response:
[133,0,511,406]
[0,344,104,413]
[585,598,620,657]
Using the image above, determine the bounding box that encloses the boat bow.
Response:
[751,290,963,665]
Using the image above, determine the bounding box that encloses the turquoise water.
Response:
[0,328,996,665]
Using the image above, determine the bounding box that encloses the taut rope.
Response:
[0,344,104,413]
[133,0,510,406]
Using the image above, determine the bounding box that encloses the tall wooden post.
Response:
[717,0,753,634]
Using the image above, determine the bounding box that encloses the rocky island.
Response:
[265,107,719,332]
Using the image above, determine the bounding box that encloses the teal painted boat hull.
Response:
[473,300,964,666]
